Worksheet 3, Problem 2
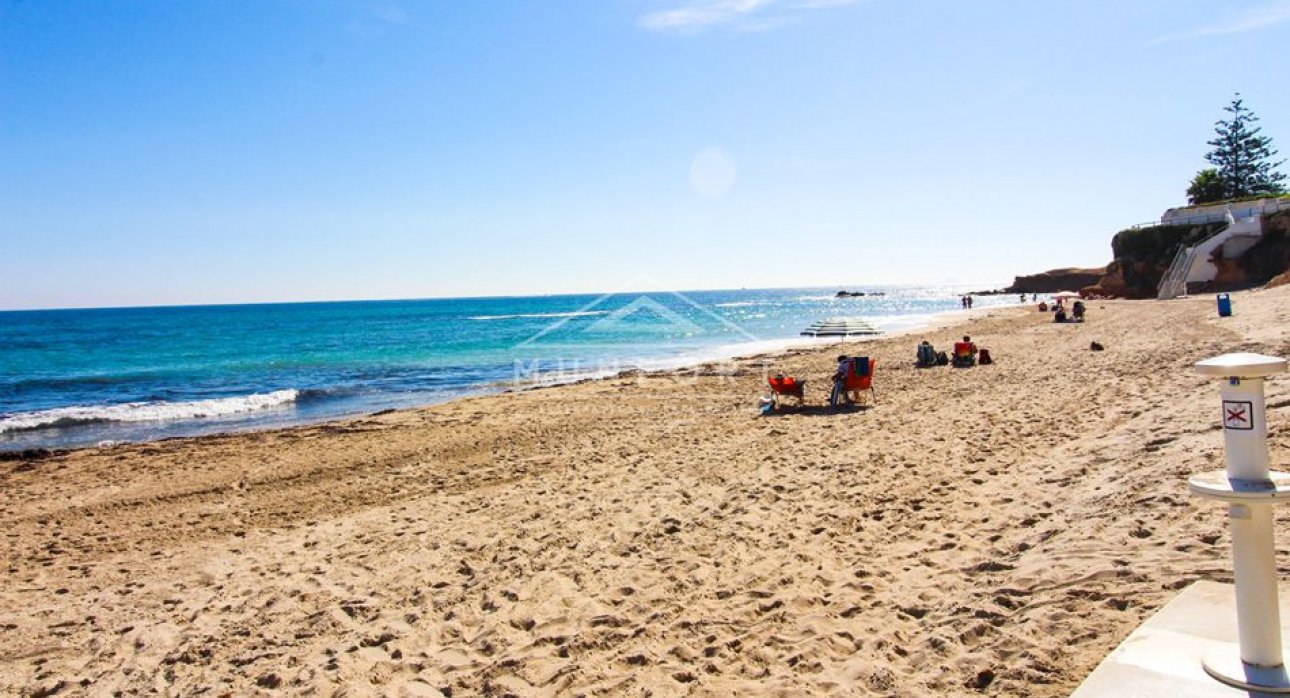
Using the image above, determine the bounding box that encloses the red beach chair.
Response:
[767,374,806,410]
[831,357,877,406]
[952,340,977,367]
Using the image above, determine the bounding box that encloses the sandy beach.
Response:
[3,287,1289,697]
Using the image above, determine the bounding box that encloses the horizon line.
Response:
[0,280,1014,314]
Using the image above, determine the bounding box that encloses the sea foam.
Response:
[0,389,300,434]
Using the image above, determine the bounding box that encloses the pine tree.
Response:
[1205,94,1286,199]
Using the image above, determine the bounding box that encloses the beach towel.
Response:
[850,357,871,378]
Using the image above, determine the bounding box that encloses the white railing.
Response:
[1134,197,1290,230]
[1157,243,1197,300]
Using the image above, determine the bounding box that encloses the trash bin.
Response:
[1217,293,1232,317]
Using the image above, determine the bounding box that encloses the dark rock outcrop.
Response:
[1005,267,1106,294]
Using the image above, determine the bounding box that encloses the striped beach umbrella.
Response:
[800,317,882,337]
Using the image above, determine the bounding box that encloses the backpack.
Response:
[935,351,949,366]
[978,349,993,365]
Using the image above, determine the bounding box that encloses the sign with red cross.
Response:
[1223,400,1254,431]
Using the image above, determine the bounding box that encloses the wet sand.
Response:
[3,286,1289,696]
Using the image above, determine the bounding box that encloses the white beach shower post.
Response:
[1189,352,1290,692]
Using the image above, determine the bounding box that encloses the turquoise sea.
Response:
[0,286,1018,450]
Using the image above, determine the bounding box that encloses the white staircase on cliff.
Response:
[1156,199,1290,300]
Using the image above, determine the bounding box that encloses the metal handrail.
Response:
[1132,197,1290,230]
[1132,213,1227,230]
[1157,244,1194,300]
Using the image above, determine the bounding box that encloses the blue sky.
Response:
[2,0,1289,309]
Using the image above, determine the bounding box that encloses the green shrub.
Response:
[1111,222,1226,260]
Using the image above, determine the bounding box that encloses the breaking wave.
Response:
[468,310,608,321]
[0,389,301,434]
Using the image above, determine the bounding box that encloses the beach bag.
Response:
[935,351,949,366]
[978,349,993,365]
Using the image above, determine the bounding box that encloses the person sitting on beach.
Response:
[829,356,876,407]
[830,355,852,405]
[952,336,978,367]
[915,340,937,368]
[1054,308,1067,323]
[1072,300,1086,322]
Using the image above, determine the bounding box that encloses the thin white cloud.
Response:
[1150,1,1290,45]
[640,0,775,31]
[639,0,859,32]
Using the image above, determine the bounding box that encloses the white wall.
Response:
[1162,198,1285,225]
[1184,216,1264,284]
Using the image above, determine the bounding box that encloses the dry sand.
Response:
[3,287,1289,697]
